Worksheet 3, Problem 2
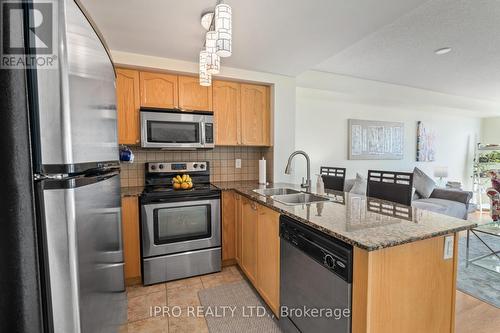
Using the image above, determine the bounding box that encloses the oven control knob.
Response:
[200,164,205,169]
[151,165,156,170]
[193,163,198,169]
[324,254,335,268]
[159,164,164,169]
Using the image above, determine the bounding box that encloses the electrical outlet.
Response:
[235,159,242,169]
[443,235,454,259]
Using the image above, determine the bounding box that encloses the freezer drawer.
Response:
[39,172,125,333]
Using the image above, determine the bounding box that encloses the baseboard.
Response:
[222,259,237,267]
[125,276,142,286]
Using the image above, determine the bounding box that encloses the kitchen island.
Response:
[214,181,476,333]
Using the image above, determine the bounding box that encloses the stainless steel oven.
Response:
[142,198,220,257]
[140,108,214,149]
[140,161,221,285]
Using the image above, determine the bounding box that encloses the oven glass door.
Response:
[153,204,211,245]
[147,120,201,144]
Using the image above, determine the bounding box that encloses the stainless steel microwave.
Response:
[140,108,214,149]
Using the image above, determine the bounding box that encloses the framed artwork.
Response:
[348,119,404,160]
[416,121,436,162]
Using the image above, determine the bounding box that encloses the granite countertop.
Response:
[212,181,477,251]
[120,186,144,197]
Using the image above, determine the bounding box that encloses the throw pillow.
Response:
[350,173,367,195]
[413,167,436,199]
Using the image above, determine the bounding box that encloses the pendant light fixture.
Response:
[199,1,232,86]
[205,31,220,74]
[199,49,211,86]
[215,3,232,57]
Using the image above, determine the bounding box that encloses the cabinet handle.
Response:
[251,202,257,210]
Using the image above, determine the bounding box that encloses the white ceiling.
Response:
[315,0,500,102]
[79,0,425,76]
[80,0,500,103]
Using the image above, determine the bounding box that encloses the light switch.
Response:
[235,159,242,169]
[443,235,454,260]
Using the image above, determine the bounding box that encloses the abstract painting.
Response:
[348,119,404,160]
[416,121,436,162]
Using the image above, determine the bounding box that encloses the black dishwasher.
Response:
[279,215,352,333]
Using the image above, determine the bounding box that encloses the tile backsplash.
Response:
[120,146,273,187]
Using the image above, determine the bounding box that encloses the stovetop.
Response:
[140,161,220,203]
[141,183,220,203]
[143,183,216,195]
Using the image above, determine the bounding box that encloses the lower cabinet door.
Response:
[222,191,236,262]
[257,205,280,316]
[241,197,258,284]
[121,196,141,283]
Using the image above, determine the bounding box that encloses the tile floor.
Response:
[124,264,500,333]
[124,266,244,333]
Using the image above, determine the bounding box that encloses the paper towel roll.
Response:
[259,158,266,185]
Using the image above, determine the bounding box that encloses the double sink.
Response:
[253,188,330,206]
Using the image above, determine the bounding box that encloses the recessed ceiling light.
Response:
[435,47,452,55]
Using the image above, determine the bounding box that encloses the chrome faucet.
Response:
[284,150,311,192]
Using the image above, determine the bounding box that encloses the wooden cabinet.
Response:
[139,71,178,108]
[115,67,271,147]
[240,83,270,146]
[222,191,236,264]
[257,205,280,316]
[231,193,280,316]
[352,234,458,333]
[213,80,240,145]
[116,68,140,145]
[178,75,212,111]
[240,197,258,284]
[121,196,141,284]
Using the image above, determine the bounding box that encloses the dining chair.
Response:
[366,170,414,206]
[320,166,346,192]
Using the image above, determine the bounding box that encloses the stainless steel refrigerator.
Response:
[0,0,126,332]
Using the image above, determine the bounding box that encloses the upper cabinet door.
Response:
[178,75,213,111]
[116,68,140,145]
[241,84,271,146]
[213,80,240,145]
[139,72,178,108]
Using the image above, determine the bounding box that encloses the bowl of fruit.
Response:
[172,174,193,190]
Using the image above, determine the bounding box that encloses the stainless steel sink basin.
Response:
[271,192,330,205]
[253,188,301,196]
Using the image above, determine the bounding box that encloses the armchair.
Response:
[486,170,500,221]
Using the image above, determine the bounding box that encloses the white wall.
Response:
[111,51,297,182]
[293,72,487,189]
[481,117,500,144]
